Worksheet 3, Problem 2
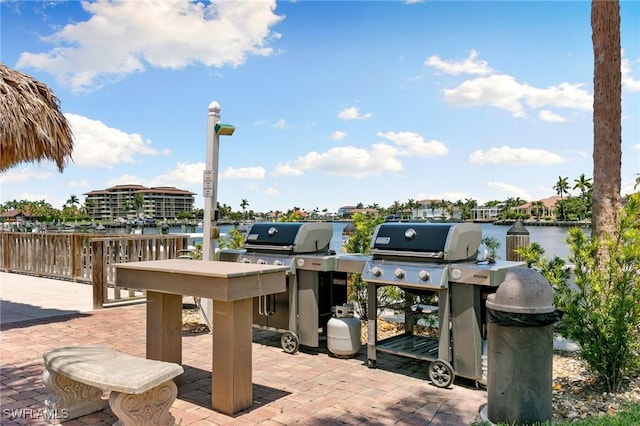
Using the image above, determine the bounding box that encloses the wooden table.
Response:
[114,259,288,415]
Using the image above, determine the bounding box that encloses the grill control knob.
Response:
[450,269,462,280]
[257,259,266,264]
[371,266,383,277]
[273,260,283,266]
[394,268,405,279]
[418,270,431,281]
[240,257,251,263]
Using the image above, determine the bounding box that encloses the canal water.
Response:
[166,221,584,261]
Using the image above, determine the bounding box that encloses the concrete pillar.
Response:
[482,267,558,425]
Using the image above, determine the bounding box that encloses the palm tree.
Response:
[406,198,420,218]
[132,193,144,219]
[429,200,440,218]
[554,176,570,221]
[440,199,449,217]
[463,198,478,221]
[390,200,402,217]
[573,174,593,220]
[240,199,249,221]
[591,0,621,253]
[573,174,593,198]
[66,195,79,208]
[454,200,465,220]
[634,174,639,190]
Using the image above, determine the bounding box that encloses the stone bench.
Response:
[42,344,183,425]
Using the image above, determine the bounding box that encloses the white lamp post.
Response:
[199,101,235,328]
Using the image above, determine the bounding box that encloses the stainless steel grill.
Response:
[362,222,523,388]
[220,222,346,354]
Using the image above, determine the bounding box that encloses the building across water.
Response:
[83,184,195,221]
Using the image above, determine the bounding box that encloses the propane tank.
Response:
[327,304,361,358]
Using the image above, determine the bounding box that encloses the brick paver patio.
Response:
[0,302,486,425]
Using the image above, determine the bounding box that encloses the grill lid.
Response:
[370,222,482,262]
[244,222,333,254]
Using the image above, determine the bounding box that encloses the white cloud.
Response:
[66,113,170,168]
[488,181,533,201]
[67,180,89,189]
[425,50,493,76]
[525,82,592,110]
[443,74,529,117]
[272,163,304,177]
[264,187,279,197]
[271,119,287,129]
[377,131,449,157]
[429,51,593,118]
[622,57,640,92]
[150,162,205,187]
[443,74,592,118]
[17,1,284,92]
[274,144,402,178]
[539,110,566,123]
[0,167,56,184]
[330,131,347,141]
[469,146,565,165]
[338,106,373,120]
[220,166,266,180]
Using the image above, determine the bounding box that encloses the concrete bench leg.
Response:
[43,369,109,424]
[109,380,178,426]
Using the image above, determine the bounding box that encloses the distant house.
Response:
[337,206,358,218]
[337,206,381,219]
[415,199,461,220]
[514,196,561,219]
[0,209,32,223]
[471,205,501,222]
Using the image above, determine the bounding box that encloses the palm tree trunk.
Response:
[591,0,622,262]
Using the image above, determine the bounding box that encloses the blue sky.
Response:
[1,0,639,214]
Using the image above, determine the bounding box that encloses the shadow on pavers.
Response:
[0,300,93,330]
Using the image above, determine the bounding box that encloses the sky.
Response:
[1,0,639,215]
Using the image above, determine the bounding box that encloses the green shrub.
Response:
[517,193,640,392]
[343,213,402,320]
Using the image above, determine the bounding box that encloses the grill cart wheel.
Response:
[281,331,300,354]
[428,359,455,388]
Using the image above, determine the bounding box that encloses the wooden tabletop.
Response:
[114,259,288,301]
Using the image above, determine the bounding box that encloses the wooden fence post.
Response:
[91,239,106,309]
[1,233,11,272]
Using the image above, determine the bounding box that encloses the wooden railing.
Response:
[0,232,189,308]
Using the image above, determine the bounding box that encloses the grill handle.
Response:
[371,249,445,260]
[258,294,275,316]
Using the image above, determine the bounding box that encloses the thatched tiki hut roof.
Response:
[0,64,73,173]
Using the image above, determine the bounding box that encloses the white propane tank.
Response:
[327,304,362,358]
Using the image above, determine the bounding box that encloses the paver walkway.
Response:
[0,273,487,425]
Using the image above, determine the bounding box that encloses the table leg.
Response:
[212,298,252,415]
[146,291,182,365]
